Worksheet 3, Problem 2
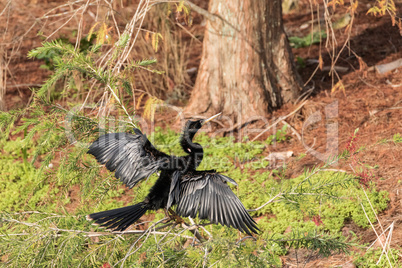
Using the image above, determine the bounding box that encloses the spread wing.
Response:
[88,130,170,188]
[169,171,259,236]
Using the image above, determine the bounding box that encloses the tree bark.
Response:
[185,0,302,122]
[0,47,5,112]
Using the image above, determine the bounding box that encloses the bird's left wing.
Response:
[88,130,170,188]
[170,171,259,236]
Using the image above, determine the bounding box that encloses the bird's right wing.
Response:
[169,171,259,236]
[88,130,170,188]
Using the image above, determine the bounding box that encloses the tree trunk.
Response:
[185,0,302,121]
[0,48,5,112]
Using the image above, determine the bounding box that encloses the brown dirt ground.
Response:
[1,0,401,267]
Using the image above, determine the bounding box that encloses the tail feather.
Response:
[107,207,146,231]
[87,202,149,231]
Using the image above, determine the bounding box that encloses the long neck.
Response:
[180,132,203,171]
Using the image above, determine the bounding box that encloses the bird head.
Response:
[184,113,221,141]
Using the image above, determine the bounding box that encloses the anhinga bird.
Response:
[86,113,259,235]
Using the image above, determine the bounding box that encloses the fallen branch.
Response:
[375,58,402,74]
[1,216,195,239]
[251,100,308,142]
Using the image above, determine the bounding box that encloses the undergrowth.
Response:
[0,105,392,267]
[354,248,401,268]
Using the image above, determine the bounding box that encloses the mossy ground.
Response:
[0,112,396,267]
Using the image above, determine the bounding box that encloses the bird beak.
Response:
[202,113,222,125]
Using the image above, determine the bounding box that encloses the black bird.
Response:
[86,113,259,235]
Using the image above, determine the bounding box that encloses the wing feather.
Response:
[174,171,259,235]
[199,184,208,219]
[216,188,226,226]
[88,131,169,188]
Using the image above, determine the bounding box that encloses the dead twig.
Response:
[280,120,301,141]
[247,193,283,212]
[251,100,308,142]
[184,1,216,22]
[223,118,260,135]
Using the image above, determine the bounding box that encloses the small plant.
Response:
[266,124,289,145]
[296,56,306,69]
[392,133,401,144]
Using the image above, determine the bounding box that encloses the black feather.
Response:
[172,171,259,235]
[88,132,168,189]
[87,202,149,231]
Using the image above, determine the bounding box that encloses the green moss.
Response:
[0,159,44,211]
[0,120,392,267]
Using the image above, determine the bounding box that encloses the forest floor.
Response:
[2,0,401,267]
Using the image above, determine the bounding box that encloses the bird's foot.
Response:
[163,208,184,224]
[163,208,172,223]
